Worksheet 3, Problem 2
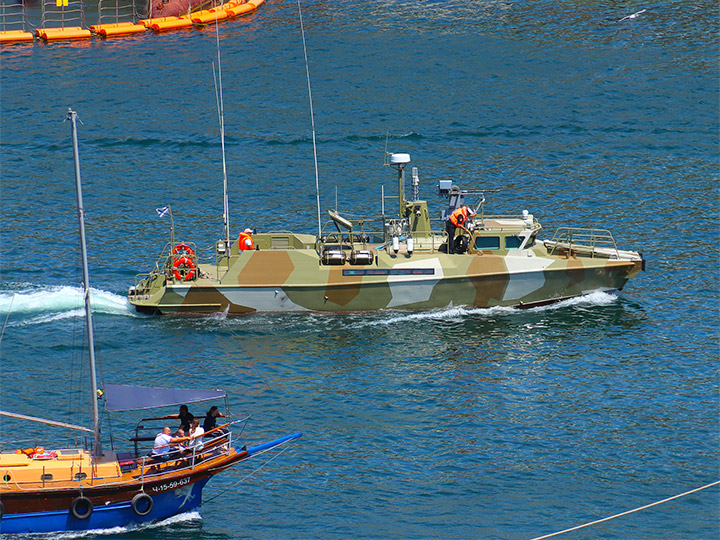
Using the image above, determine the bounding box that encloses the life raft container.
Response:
[172,256,196,281]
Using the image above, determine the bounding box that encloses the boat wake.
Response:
[28,511,202,539]
[0,284,138,325]
[357,290,619,327]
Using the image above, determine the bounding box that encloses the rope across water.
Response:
[529,480,720,540]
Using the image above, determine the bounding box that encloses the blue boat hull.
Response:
[0,476,210,534]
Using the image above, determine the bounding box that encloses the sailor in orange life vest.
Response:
[446,205,476,254]
[238,228,255,251]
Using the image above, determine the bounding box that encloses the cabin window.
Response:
[505,236,523,249]
[3,474,11,482]
[41,473,53,481]
[474,236,500,250]
[75,472,87,480]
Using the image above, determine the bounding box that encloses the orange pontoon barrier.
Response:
[218,0,244,9]
[36,27,92,41]
[226,0,263,17]
[225,3,253,16]
[149,15,193,32]
[90,22,146,37]
[0,30,34,43]
[192,8,228,24]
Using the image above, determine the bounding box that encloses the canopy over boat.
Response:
[103,383,226,411]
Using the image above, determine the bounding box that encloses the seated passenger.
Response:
[187,419,205,452]
[167,404,194,432]
[173,428,187,453]
[202,405,226,433]
[152,426,188,461]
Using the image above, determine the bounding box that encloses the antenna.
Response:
[297,0,322,239]
[213,17,230,252]
[383,131,390,166]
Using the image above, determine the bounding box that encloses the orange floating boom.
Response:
[90,21,146,37]
[150,15,193,32]
[192,8,228,24]
[0,30,34,43]
[36,27,92,41]
[226,3,253,16]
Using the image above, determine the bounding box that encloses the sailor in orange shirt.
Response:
[446,205,475,254]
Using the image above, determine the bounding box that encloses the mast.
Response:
[296,0,322,238]
[67,109,103,457]
[213,26,230,251]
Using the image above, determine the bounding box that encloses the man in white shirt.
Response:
[152,426,188,461]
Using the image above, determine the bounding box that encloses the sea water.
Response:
[0,1,718,538]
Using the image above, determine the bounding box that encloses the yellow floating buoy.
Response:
[90,21,146,37]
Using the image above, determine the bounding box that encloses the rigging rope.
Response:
[529,480,720,540]
[203,445,291,504]
[0,281,20,344]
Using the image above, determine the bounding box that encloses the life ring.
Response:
[172,243,194,256]
[172,256,196,281]
[131,492,154,516]
[70,495,93,520]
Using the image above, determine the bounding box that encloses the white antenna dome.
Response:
[389,153,411,165]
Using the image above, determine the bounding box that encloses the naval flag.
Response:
[156,206,170,218]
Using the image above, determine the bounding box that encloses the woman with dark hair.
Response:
[203,405,224,432]
[177,404,194,432]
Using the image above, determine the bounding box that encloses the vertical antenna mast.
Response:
[67,109,102,458]
[214,22,230,250]
[297,0,322,238]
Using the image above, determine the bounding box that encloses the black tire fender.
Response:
[70,495,93,520]
[131,492,154,516]
[453,235,469,254]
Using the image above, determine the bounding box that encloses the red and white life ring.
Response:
[172,256,196,281]
[172,243,194,256]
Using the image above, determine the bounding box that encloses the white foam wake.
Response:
[0,284,136,323]
[39,511,202,539]
[358,290,618,327]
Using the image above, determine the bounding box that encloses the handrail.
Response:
[546,227,619,258]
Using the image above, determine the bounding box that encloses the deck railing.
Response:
[546,227,620,258]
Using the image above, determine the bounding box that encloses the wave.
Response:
[356,290,618,327]
[0,284,136,323]
[39,510,202,539]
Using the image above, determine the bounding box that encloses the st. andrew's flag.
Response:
[156,206,170,218]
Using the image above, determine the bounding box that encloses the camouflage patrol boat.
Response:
[128,153,644,314]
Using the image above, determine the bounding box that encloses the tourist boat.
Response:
[128,151,645,315]
[0,110,301,534]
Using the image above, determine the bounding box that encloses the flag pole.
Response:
[168,204,175,247]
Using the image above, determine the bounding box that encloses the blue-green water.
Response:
[1,1,718,538]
